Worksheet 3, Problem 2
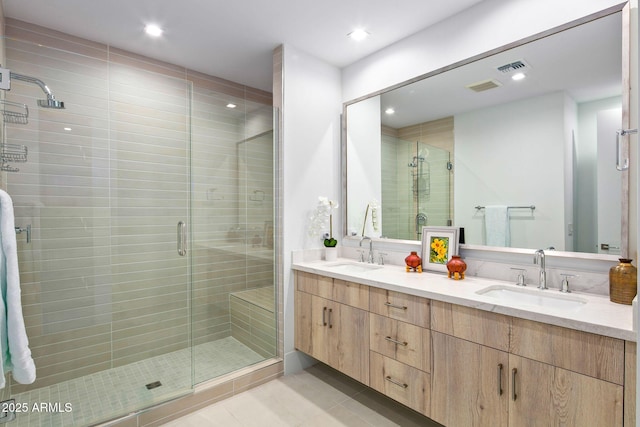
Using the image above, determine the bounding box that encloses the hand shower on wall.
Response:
[0,68,66,171]
[408,155,430,197]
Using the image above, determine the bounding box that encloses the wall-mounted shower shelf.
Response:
[0,100,29,124]
[1,143,28,172]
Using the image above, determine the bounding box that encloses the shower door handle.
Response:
[177,221,187,256]
[616,128,638,171]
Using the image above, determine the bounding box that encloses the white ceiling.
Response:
[1,0,485,92]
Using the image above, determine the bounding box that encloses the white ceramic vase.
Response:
[324,246,338,261]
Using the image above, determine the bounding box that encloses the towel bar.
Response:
[475,205,535,211]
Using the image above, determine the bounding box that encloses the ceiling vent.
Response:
[465,79,502,92]
[496,59,530,74]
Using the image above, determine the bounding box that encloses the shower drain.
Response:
[0,399,16,423]
[145,381,162,390]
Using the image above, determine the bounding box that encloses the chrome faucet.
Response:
[359,236,374,263]
[533,249,547,290]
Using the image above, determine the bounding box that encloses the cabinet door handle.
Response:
[385,336,408,346]
[511,368,518,401]
[384,301,408,310]
[322,307,327,326]
[497,363,503,396]
[328,308,333,328]
[385,376,408,389]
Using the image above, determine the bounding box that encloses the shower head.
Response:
[9,72,65,109]
[37,98,65,109]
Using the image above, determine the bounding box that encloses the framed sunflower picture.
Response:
[421,226,459,273]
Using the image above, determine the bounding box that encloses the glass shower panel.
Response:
[190,86,276,383]
[3,37,193,425]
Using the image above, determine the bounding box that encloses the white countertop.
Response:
[292,258,635,342]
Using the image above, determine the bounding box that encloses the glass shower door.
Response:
[4,36,195,426]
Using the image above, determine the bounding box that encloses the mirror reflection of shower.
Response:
[409,143,431,238]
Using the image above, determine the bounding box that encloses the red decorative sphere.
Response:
[447,255,467,280]
[405,251,422,273]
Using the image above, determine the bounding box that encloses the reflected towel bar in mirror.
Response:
[475,205,536,211]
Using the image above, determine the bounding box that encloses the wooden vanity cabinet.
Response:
[431,301,625,427]
[509,354,623,427]
[295,272,631,426]
[294,272,370,384]
[509,317,624,427]
[431,301,511,426]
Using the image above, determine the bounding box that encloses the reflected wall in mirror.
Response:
[345,10,627,255]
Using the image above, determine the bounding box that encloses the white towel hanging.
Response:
[485,205,510,247]
[0,189,35,388]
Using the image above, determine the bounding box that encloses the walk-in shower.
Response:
[0,29,278,427]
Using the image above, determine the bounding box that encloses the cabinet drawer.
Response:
[296,271,368,310]
[369,287,430,328]
[370,313,430,372]
[510,317,624,385]
[297,271,333,299]
[369,351,430,416]
[431,301,510,351]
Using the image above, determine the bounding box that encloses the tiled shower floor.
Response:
[9,337,265,427]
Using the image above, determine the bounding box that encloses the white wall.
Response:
[563,93,578,252]
[281,45,342,373]
[346,96,382,237]
[454,92,568,250]
[576,97,622,252]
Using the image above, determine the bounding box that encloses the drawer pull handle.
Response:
[385,336,408,346]
[385,376,408,389]
[322,307,327,326]
[328,308,333,329]
[384,302,408,310]
[497,363,503,396]
[511,368,518,401]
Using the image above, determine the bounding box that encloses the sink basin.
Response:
[323,262,383,274]
[476,285,587,310]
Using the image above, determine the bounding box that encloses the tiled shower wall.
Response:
[4,19,274,394]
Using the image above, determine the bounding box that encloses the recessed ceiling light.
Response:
[511,72,526,81]
[144,24,163,37]
[385,108,395,115]
[348,29,370,41]
[63,127,72,131]
[226,103,237,109]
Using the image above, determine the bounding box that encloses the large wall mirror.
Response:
[344,6,631,257]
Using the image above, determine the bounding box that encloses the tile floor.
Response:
[160,363,443,427]
[10,337,265,427]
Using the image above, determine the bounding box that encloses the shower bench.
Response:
[230,287,276,358]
